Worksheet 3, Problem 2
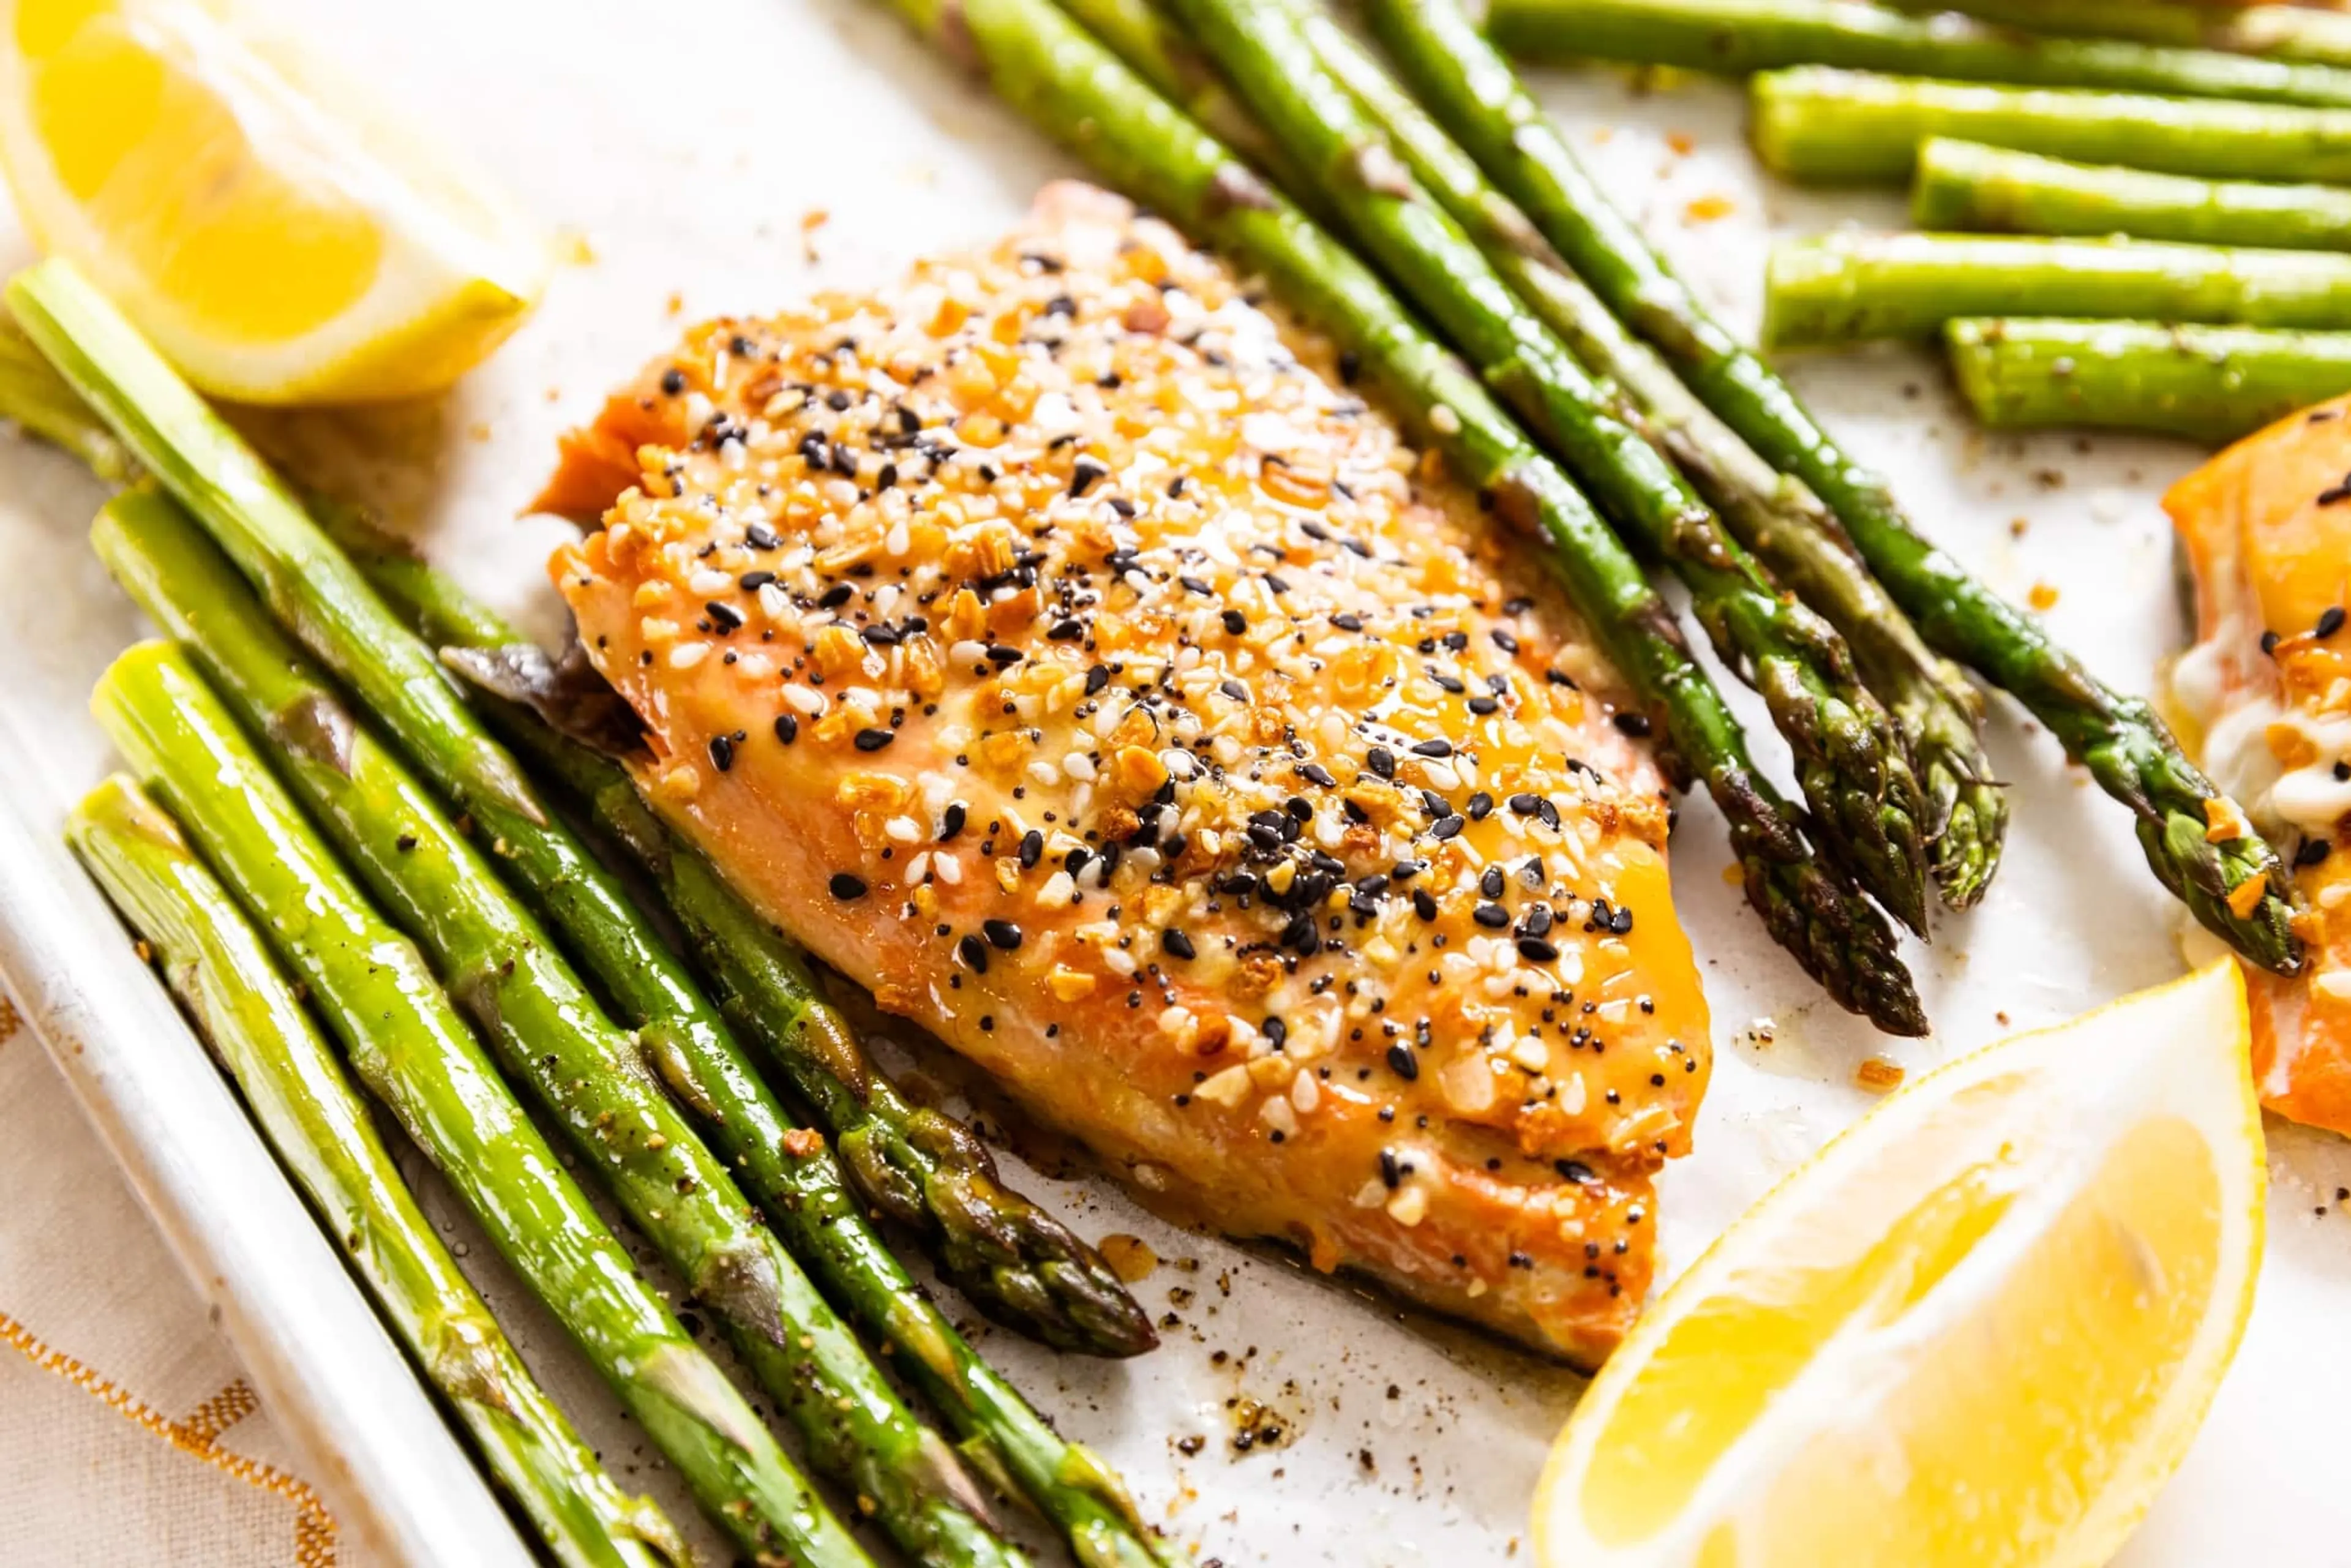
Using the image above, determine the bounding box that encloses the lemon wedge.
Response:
[0,0,546,402]
[1535,961,2265,1568]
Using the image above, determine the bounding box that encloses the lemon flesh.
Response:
[0,0,545,402]
[1538,962,2265,1568]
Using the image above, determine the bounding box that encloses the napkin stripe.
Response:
[0,1307,340,1566]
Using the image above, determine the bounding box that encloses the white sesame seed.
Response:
[669,642,710,669]
[783,684,826,716]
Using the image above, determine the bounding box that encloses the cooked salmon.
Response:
[2168,397,2351,1138]
[543,184,1712,1364]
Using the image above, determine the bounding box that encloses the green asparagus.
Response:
[67,774,690,1568]
[1288,3,2003,903]
[1056,0,2000,909]
[1764,231,2351,348]
[0,267,1153,1367]
[1487,0,2351,107]
[1752,67,2351,186]
[1913,137,2351,253]
[92,491,1021,1568]
[91,638,866,1568]
[1363,0,2304,973]
[1881,0,2351,70]
[331,546,1178,1568]
[1163,0,1935,934]
[1947,317,2351,443]
[877,0,1926,1029]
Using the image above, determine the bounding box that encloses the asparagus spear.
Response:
[1054,0,2000,909]
[1483,0,2351,107]
[1913,137,2351,253]
[1287,4,2003,905]
[0,270,1155,1369]
[67,775,691,1568]
[1880,0,2351,70]
[1764,231,2351,348]
[1159,0,1936,935]
[1751,66,2351,186]
[92,492,1022,1568]
[320,537,1177,1568]
[876,0,1925,1028]
[91,639,866,1568]
[1946,317,2351,443]
[1365,0,2305,973]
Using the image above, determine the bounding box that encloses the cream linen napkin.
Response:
[0,988,371,1567]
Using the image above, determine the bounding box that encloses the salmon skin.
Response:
[547,184,1712,1365]
[2169,395,2351,1138]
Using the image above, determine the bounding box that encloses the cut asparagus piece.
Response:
[1485,0,2351,107]
[1164,0,1935,935]
[0,268,1153,1367]
[1287,3,2002,905]
[1764,231,2351,348]
[1363,0,2304,973]
[90,639,869,1568]
[1913,137,2351,253]
[67,774,691,1568]
[1947,317,2351,443]
[1752,66,2351,186]
[879,0,1925,1030]
[331,541,1179,1568]
[1880,0,2351,70]
[92,491,1022,1568]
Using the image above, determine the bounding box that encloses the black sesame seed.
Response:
[958,934,990,973]
[705,601,743,631]
[2322,607,2347,640]
[1412,888,1439,921]
[1386,1043,1420,1080]
[773,715,798,745]
[1554,1158,1597,1184]
[1473,902,1509,928]
[830,873,867,901]
[1367,746,1396,778]
[818,583,854,609]
[1163,929,1197,961]
[1411,738,1454,759]
[708,733,736,771]
[1069,457,1109,497]
[1379,1149,1401,1188]
[983,918,1023,950]
[1019,829,1044,869]
[1612,711,1653,738]
[659,367,686,396]
[2263,629,2283,656]
[740,570,777,591]
[939,803,967,841]
[745,523,781,550]
[1517,936,1561,962]
[1490,629,1519,655]
[1086,665,1111,696]
[1430,816,1464,841]
[853,727,895,752]
[1221,610,1247,635]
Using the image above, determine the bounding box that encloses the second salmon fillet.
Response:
[546,184,1712,1364]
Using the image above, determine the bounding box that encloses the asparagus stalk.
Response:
[877,0,1926,1029]
[1880,0,2351,70]
[92,492,1022,1568]
[1285,4,2003,905]
[1056,0,2000,909]
[1484,0,2351,107]
[1160,0,1937,936]
[0,271,1153,1368]
[67,775,691,1568]
[1365,0,2305,973]
[91,639,865,1568]
[0,316,1166,1568]
[1913,137,2351,253]
[1763,231,2351,348]
[326,543,1177,1568]
[1946,317,2351,443]
[1751,66,2351,186]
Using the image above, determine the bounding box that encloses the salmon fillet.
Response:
[2168,396,2351,1138]
[546,184,1712,1364]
